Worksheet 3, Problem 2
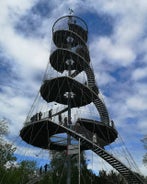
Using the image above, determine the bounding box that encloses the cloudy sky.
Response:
[0,0,147,176]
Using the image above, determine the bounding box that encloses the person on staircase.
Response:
[39,166,42,175]
[48,109,52,120]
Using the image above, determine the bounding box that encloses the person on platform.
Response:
[44,164,48,173]
[58,114,62,125]
[63,117,67,127]
[39,112,42,120]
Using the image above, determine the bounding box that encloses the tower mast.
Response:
[66,11,74,183]
[20,13,145,184]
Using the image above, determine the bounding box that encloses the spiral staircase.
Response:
[20,15,145,184]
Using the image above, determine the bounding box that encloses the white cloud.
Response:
[86,150,114,174]
[0,0,147,178]
[0,0,37,27]
[90,37,136,67]
[0,19,49,76]
[95,71,115,86]
[126,96,147,111]
[138,120,147,134]
[132,67,147,81]
[0,0,50,78]
[15,141,49,160]
[88,0,147,71]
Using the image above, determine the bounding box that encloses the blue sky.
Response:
[0,0,147,176]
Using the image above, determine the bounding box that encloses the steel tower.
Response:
[20,15,145,184]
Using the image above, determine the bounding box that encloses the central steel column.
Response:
[67,59,72,184]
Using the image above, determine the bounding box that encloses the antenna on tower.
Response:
[69,8,74,15]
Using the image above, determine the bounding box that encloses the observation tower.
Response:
[20,14,145,184]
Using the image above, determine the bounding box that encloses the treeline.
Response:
[36,151,147,184]
[0,160,37,184]
[1,150,146,184]
[0,120,147,184]
[1,159,146,184]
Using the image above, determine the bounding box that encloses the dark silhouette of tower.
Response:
[20,15,145,184]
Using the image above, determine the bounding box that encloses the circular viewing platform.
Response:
[50,48,89,73]
[40,76,97,107]
[53,30,86,48]
[20,119,87,150]
[20,117,117,150]
[52,15,88,43]
[75,118,118,146]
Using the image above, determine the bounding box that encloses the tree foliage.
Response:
[36,151,127,184]
[141,135,147,165]
[0,150,146,184]
[47,150,97,184]
[0,119,146,183]
[0,119,8,140]
[0,160,37,184]
[0,143,16,165]
[0,119,16,166]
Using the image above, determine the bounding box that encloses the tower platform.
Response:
[40,76,97,107]
[20,118,117,150]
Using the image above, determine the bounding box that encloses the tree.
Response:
[20,160,37,174]
[42,150,99,184]
[0,119,8,138]
[106,170,126,184]
[141,135,147,165]
[0,119,16,166]
[0,143,16,166]
[0,160,37,184]
[18,160,37,183]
